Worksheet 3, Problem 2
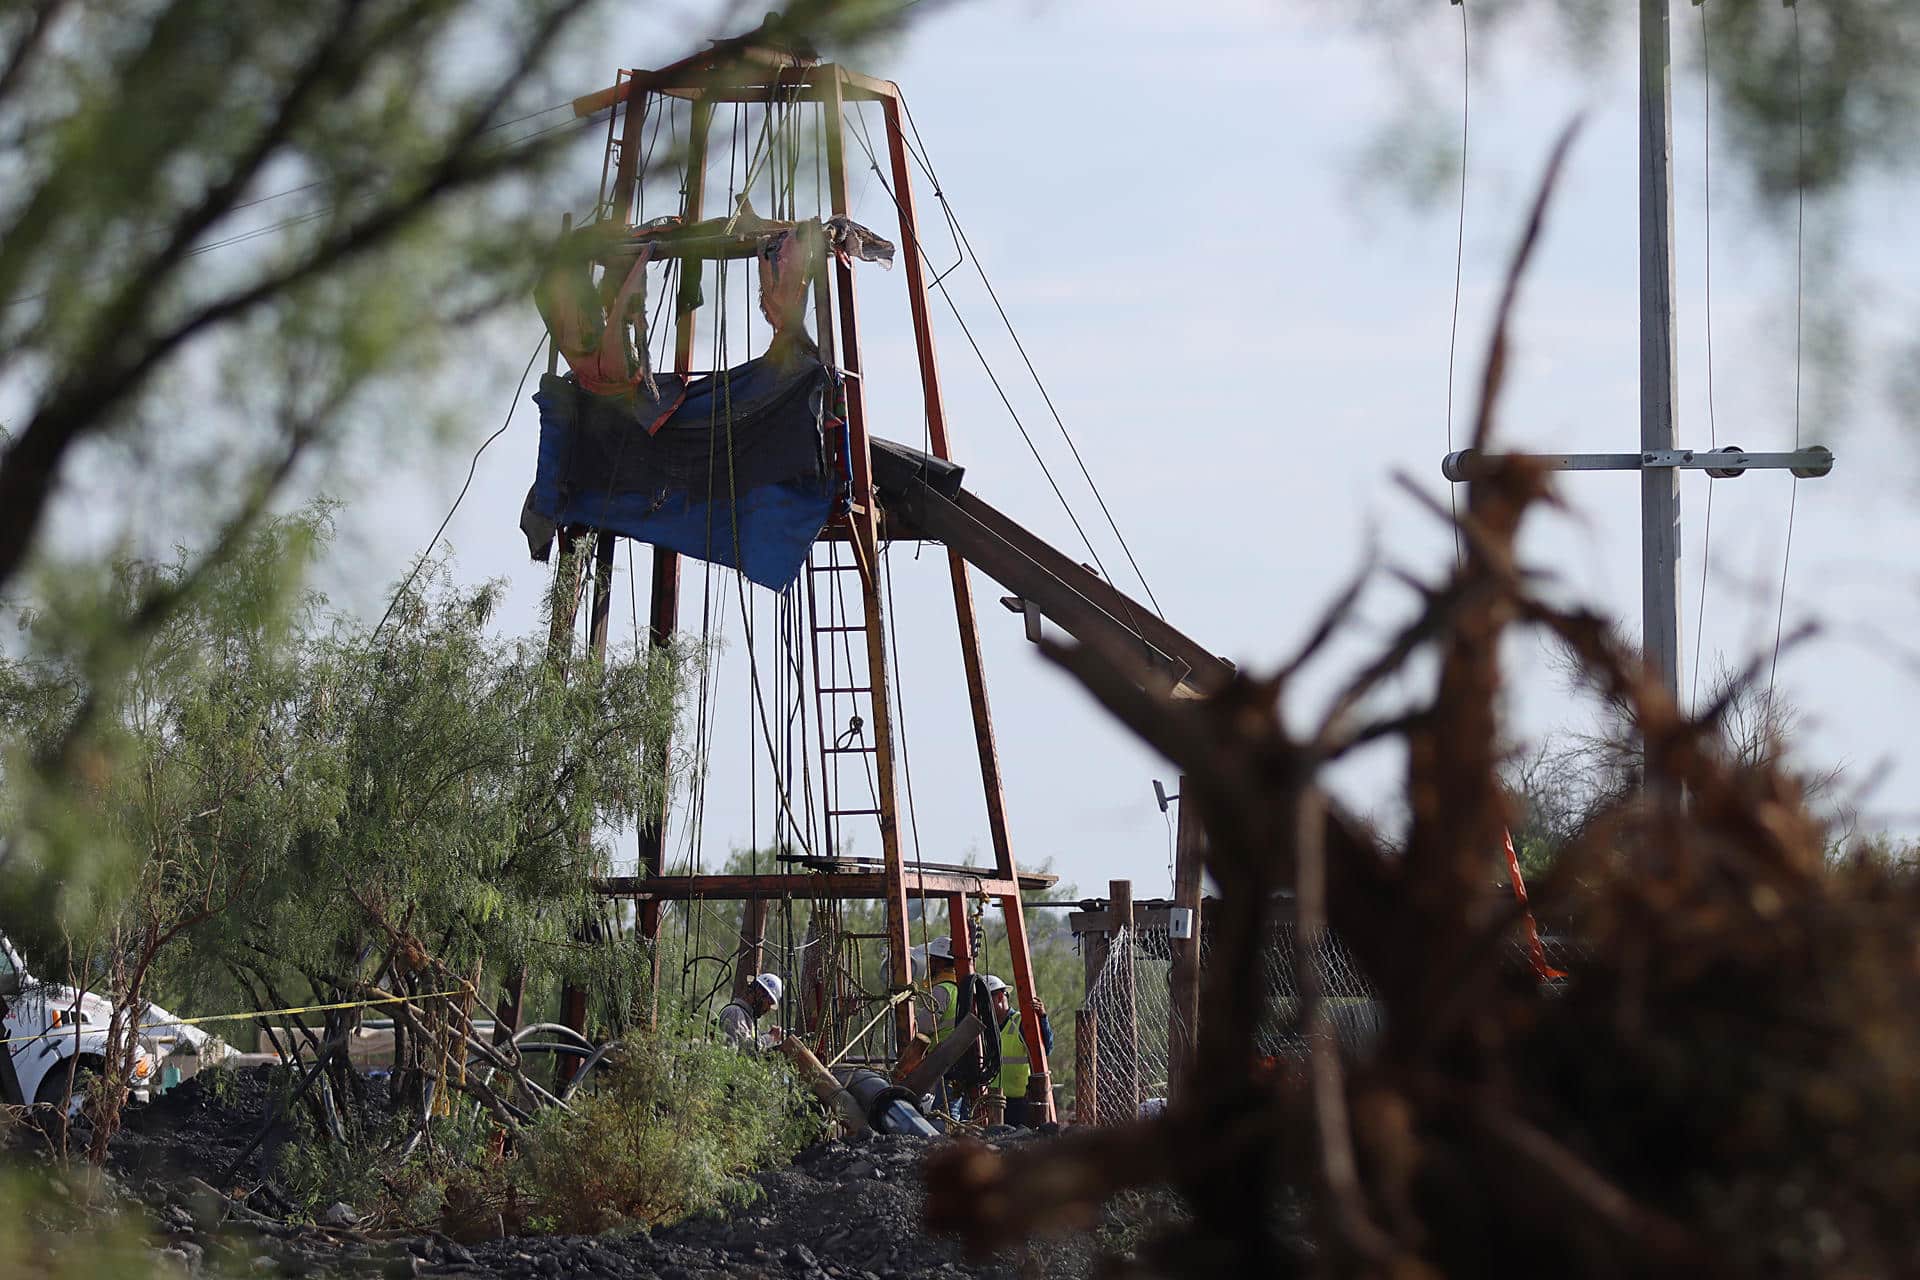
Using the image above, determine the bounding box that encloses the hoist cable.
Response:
[838,110,1142,641]
[893,98,1167,619]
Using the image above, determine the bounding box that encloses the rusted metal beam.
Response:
[882,477,1227,699]
[599,871,1031,901]
[819,67,914,1056]
[876,93,1051,1119]
[573,60,895,117]
[953,490,1232,696]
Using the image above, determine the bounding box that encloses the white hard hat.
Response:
[926,936,953,960]
[752,973,783,1003]
[983,975,1008,994]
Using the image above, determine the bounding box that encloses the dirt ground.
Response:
[24,1067,1145,1279]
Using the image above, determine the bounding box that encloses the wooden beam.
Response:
[730,899,771,1001]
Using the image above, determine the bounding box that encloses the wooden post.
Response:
[1639,0,1681,703]
[948,894,973,983]
[1168,778,1204,1099]
[1110,879,1137,1118]
[731,899,771,1001]
[1079,919,1110,1124]
[1075,1008,1098,1125]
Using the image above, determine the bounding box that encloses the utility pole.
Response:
[1640,0,1681,701]
[1442,0,1833,720]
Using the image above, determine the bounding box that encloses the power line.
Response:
[836,109,1131,628]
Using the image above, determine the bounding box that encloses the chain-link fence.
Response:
[1077,922,1584,1122]
[1078,923,1380,1123]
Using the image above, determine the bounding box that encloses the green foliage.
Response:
[275,1022,824,1238]
[0,506,679,1040]
[511,1025,822,1235]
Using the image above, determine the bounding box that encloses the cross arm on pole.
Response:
[1441,444,1834,483]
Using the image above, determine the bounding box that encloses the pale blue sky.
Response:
[332,0,1920,897]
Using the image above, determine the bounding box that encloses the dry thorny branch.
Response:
[924,122,1920,1278]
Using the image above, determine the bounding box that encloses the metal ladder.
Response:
[803,540,881,860]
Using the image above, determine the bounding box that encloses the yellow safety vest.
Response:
[991,1014,1031,1098]
[930,979,958,1037]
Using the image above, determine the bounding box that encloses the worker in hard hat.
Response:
[983,975,1053,1127]
[717,972,785,1054]
[920,936,959,1039]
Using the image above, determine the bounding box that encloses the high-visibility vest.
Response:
[931,979,958,1033]
[991,1014,1031,1098]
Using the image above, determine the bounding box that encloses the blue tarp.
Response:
[525,356,848,591]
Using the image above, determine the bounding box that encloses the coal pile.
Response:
[115,1065,297,1186]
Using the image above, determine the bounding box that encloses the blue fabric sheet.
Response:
[526,358,847,591]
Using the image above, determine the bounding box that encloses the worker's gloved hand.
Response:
[1030,998,1047,1017]
[768,1025,784,1044]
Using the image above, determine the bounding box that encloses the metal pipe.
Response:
[777,1037,870,1135]
[840,1067,938,1137]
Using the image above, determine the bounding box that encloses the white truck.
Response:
[0,931,204,1116]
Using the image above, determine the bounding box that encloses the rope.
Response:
[890,99,1166,620]
[1768,1,1805,705]
[1690,0,1718,714]
[1445,0,1470,570]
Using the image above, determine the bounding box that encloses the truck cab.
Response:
[0,931,162,1115]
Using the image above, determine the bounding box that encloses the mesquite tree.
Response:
[0,509,679,1157]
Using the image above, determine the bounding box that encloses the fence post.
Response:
[1109,879,1137,1118]
[1168,776,1203,1101]
[1075,1007,1099,1124]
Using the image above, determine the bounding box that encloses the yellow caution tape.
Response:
[0,988,468,1050]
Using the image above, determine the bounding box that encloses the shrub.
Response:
[510,1026,823,1235]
